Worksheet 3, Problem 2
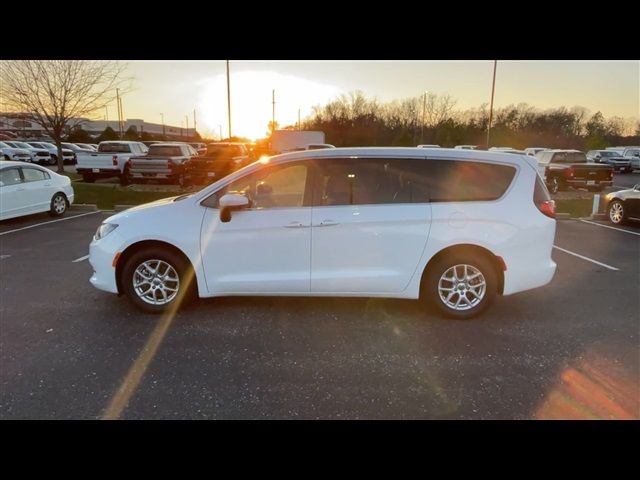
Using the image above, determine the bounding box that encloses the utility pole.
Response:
[421,91,428,144]
[272,89,276,134]
[193,109,197,137]
[116,88,122,138]
[487,60,498,149]
[160,113,165,138]
[186,115,189,139]
[218,125,223,141]
[298,109,301,131]
[105,106,109,122]
[226,60,232,139]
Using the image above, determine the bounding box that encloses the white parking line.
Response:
[553,245,620,271]
[578,218,640,236]
[72,254,90,263]
[0,211,100,236]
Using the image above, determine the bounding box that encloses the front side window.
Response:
[219,162,309,209]
[0,168,23,186]
[22,168,49,182]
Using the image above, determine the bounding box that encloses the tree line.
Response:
[284,91,639,150]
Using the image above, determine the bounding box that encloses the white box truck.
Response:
[271,130,326,153]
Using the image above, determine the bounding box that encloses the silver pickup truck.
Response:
[76,141,148,184]
[127,143,198,186]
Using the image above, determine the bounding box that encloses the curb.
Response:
[590,213,607,221]
[114,205,136,212]
[69,204,98,212]
[555,213,572,220]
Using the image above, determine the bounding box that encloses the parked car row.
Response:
[0,140,91,165]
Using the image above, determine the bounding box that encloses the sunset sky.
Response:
[116,60,639,140]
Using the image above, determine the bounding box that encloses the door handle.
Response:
[284,221,307,228]
[317,220,339,227]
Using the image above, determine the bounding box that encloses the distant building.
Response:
[0,113,195,139]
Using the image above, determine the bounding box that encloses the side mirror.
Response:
[219,192,250,222]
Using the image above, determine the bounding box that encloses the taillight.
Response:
[112,155,118,166]
[537,200,556,219]
[564,167,574,178]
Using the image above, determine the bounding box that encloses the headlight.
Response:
[94,223,118,241]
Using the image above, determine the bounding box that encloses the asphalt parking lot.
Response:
[1,209,638,419]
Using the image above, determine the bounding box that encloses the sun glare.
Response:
[197,71,341,141]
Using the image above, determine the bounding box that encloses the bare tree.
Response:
[1,60,130,172]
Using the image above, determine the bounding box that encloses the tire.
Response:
[49,192,68,217]
[119,169,131,186]
[608,200,626,225]
[49,155,57,166]
[121,248,197,314]
[423,252,497,320]
[82,173,95,183]
[3,155,9,161]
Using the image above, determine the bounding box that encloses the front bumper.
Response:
[89,239,120,294]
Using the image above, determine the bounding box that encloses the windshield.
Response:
[148,145,184,156]
[13,142,31,148]
[599,151,618,157]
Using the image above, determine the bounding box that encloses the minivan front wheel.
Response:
[121,248,195,314]
[425,253,497,320]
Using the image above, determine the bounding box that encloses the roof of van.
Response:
[266,147,539,172]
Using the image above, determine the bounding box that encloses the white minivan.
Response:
[89,148,557,319]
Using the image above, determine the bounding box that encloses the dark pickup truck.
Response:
[183,142,251,186]
[127,143,198,185]
[535,150,613,194]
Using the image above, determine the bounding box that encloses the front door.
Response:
[0,167,28,219]
[200,161,313,294]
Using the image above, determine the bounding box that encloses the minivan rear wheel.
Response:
[425,253,497,320]
[121,248,196,314]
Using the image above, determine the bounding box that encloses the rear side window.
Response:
[22,168,49,182]
[313,158,516,206]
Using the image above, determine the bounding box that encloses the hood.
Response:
[103,195,185,223]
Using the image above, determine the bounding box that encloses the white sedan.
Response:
[0,161,74,221]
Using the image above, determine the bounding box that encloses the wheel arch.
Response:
[115,240,198,295]
[419,243,505,297]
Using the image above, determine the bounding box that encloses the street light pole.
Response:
[160,113,165,138]
[487,60,498,149]
[272,89,276,134]
[226,60,232,139]
[186,115,189,139]
[218,124,222,141]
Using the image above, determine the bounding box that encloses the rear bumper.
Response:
[503,259,557,296]
[77,168,121,176]
[566,180,613,187]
